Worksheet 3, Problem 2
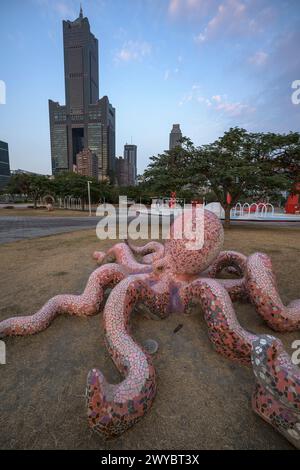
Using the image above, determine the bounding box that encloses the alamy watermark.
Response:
[291,80,300,105]
[291,339,300,365]
[0,340,6,365]
[95,197,205,250]
[0,80,6,104]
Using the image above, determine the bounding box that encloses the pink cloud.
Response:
[168,0,215,18]
[194,0,274,43]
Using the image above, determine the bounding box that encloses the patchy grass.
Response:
[0,226,299,449]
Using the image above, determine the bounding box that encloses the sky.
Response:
[0,0,300,175]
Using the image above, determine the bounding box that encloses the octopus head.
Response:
[162,208,224,275]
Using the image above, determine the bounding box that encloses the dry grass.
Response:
[0,225,299,449]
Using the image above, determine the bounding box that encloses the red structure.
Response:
[169,191,176,208]
[285,183,300,214]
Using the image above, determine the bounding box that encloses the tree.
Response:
[50,172,122,209]
[51,172,101,210]
[142,140,195,198]
[141,128,300,227]
[6,173,50,208]
[190,128,299,227]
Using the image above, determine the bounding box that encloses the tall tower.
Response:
[63,7,99,113]
[49,7,115,181]
[169,124,182,150]
[124,144,137,184]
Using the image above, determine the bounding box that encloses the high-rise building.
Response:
[49,7,115,181]
[115,156,134,186]
[99,96,116,181]
[0,140,11,189]
[169,124,182,150]
[76,148,98,179]
[124,144,137,184]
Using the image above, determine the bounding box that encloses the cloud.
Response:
[168,0,180,15]
[249,51,268,66]
[195,0,246,42]
[212,94,222,103]
[115,40,152,63]
[34,0,77,19]
[168,0,214,18]
[214,99,255,117]
[54,1,76,17]
[179,83,200,105]
[179,86,255,117]
[164,62,181,81]
[194,0,274,43]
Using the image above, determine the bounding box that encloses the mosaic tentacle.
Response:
[206,250,247,278]
[86,276,170,438]
[0,264,125,338]
[93,242,152,274]
[179,278,257,365]
[251,335,300,448]
[216,278,247,302]
[246,253,300,331]
[126,240,165,264]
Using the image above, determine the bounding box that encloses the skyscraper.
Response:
[124,144,137,184]
[0,140,10,189]
[49,7,115,181]
[169,124,182,150]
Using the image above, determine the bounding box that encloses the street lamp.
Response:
[87,181,92,216]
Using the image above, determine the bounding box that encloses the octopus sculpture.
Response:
[0,209,300,448]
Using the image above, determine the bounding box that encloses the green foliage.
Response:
[142,139,193,195]
[141,127,300,226]
[6,173,50,208]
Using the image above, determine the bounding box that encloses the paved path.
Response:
[0,216,98,244]
[0,214,299,244]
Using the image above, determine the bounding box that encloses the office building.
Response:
[115,143,137,186]
[169,124,182,150]
[49,7,115,181]
[124,144,137,184]
[115,156,134,186]
[0,141,11,189]
[76,148,98,178]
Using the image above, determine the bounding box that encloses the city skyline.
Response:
[1,0,300,176]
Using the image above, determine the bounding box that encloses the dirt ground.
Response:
[0,225,299,450]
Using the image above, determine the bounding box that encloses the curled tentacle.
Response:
[0,264,125,338]
[251,335,300,449]
[179,278,257,365]
[93,243,152,274]
[199,252,249,302]
[205,250,247,279]
[246,253,300,331]
[86,276,170,438]
[126,240,165,264]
